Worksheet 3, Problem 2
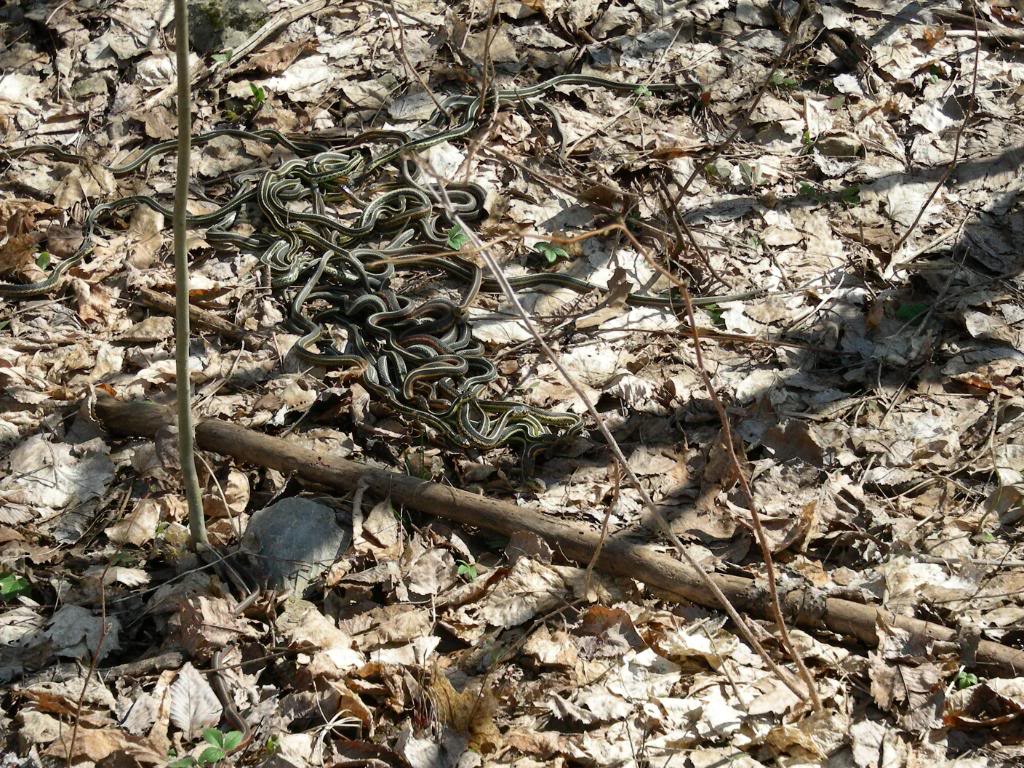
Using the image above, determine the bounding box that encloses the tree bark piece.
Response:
[93,393,1024,675]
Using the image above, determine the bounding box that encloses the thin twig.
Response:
[137,287,263,345]
[612,223,821,709]
[44,0,75,26]
[562,21,686,157]
[146,0,335,108]
[585,460,621,595]
[677,282,822,711]
[447,209,813,705]
[480,145,680,245]
[65,490,132,766]
[195,452,243,539]
[385,0,449,119]
[669,0,810,207]
[890,2,980,255]
[655,174,732,290]
[398,58,821,704]
[457,0,501,183]
[65,586,110,766]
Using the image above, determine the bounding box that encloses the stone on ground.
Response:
[240,497,351,595]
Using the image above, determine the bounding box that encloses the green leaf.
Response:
[839,185,861,207]
[222,731,244,752]
[202,729,225,748]
[955,670,979,690]
[198,746,226,765]
[212,50,233,65]
[895,302,928,322]
[0,573,29,601]
[168,758,196,768]
[446,225,469,251]
[634,84,652,98]
[705,304,725,328]
[457,561,477,581]
[264,735,280,755]
[249,83,266,105]
[35,251,50,270]
[534,242,568,264]
[769,71,798,89]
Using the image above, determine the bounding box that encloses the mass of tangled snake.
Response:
[2,74,772,466]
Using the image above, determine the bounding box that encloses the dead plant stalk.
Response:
[173,0,207,545]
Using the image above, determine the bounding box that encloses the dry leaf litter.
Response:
[1,0,1023,766]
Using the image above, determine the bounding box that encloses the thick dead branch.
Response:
[93,393,1024,676]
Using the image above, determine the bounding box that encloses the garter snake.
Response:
[0,73,771,462]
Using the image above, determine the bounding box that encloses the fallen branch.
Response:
[92,392,1024,675]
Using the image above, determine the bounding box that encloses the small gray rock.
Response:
[241,497,351,595]
[70,75,107,99]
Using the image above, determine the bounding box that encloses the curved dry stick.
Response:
[449,212,815,706]
[615,223,822,710]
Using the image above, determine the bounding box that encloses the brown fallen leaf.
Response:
[869,621,951,731]
[16,709,63,748]
[44,726,165,765]
[53,163,116,208]
[0,232,42,278]
[72,278,116,326]
[245,39,317,75]
[202,468,250,519]
[426,671,500,753]
[168,662,222,741]
[578,605,646,650]
[44,224,84,257]
[522,624,579,668]
[133,105,176,140]
[174,595,257,655]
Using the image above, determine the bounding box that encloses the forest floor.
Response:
[2,0,1024,766]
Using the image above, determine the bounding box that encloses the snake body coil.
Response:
[1,75,733,462]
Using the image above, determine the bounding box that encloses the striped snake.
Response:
[1,74,768,463]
